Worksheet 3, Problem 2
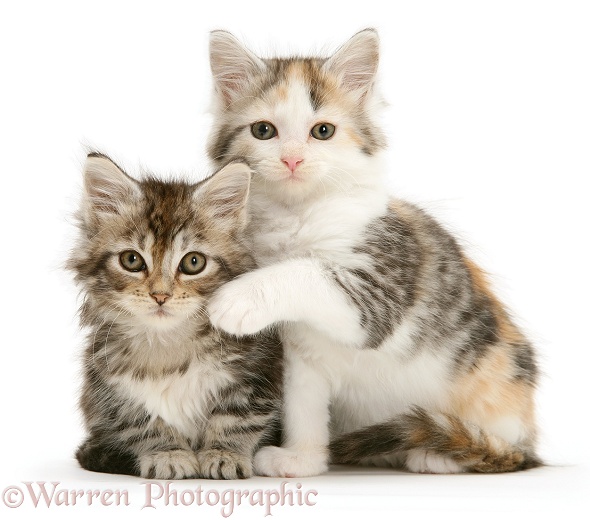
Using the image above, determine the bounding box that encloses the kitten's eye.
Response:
[119,250,146,272]
[179,252,207,275]
[310,123,336,140]
[251,121,277,140]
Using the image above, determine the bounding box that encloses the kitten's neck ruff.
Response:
[246,160,390,265]
[117,316,208,355]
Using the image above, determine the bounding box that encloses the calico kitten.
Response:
[68,153,281,479]
[205,29,540,476]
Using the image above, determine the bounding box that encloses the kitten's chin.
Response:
[133,308,194,332]
[152,307,173,319]
[149,314,185,330]
[254,173,324,204]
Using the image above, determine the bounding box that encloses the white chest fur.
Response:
[248,187,390,267]
[286,324,453,437]
[109,362,234,439]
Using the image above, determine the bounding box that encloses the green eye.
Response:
[179,252,207,275]
[310,122,336,140]
[251,121,277,140]
[119,250,146,272]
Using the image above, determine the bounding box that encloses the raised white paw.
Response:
[254,446,328,478]
[207,276,276,336]
[197,448,252,480]
[405,449,465,474]
[139,449,199,479]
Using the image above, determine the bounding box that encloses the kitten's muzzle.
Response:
[281,156,303,173]
[150,292,172,306]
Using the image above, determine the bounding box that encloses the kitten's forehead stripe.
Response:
[263,58,331,111]
[140,180,201,263]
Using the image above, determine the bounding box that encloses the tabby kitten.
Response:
[69,153,281,479]
[205,29,540,476]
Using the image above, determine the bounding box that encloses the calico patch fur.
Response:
[205,29,540,476]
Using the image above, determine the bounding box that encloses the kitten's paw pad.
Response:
[254,446,327,478]
[139,450,199,479]
[405,449,465,474]
[196,448,252,480]
[207,281,274,336]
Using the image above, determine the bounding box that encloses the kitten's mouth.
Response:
[152,307,172,318]
[280,170,304,182]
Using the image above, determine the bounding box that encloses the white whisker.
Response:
[103,308,124,372]
[92,306,118,365]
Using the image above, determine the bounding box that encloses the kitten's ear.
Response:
[209,30,265,105]
[324,28,379,99]
[196,161,252,227]
[83,153,141,219]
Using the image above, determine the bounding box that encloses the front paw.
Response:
[197,448,252,479]
[207,277,277,336]
[254,446,328,478]
[139,449,199,479]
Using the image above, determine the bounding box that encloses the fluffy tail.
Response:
[329,407,541,473]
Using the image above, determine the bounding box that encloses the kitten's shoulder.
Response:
[387,198,440,226]
[385,198,460,244]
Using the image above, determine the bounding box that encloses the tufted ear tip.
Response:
[195,161,252,223]
[83,153,140,217]
[324,28,380,96]
[209,30,266,105]
[213,161,252,191]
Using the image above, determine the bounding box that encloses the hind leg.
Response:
[76,438,138,476]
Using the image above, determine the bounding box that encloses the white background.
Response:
[1,1,589,518]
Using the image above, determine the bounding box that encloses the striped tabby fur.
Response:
[204,29,540,476]
[68,154,281,479]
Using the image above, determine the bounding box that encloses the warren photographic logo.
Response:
[2,480,318,517]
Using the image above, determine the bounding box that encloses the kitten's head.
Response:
[69,153,253,333]
[208,29,386,204]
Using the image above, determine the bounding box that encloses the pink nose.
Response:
[150,293,171,306]
[281,156,303,172]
